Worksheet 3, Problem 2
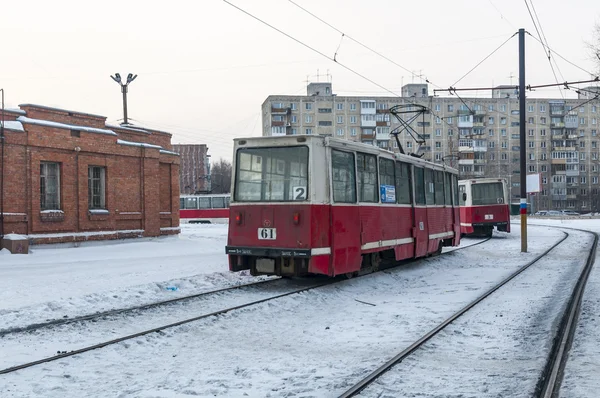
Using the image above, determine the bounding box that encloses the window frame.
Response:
[88,165,107,210]
[40,162,61,211]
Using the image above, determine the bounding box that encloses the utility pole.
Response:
[110,73,138,125]
[519,28,527,252]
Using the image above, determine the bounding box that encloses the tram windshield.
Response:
[234,146,309,202]
[472,182,504,205]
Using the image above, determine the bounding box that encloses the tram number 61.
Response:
[258,228,277,240]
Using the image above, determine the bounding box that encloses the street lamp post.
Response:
[110,73,137,125]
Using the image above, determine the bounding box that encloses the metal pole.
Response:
[519,28,527,252]
[121,84,128,125]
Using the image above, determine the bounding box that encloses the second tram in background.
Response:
[458,178,510,237]
[225,135,462,278]
[180,194,230,224]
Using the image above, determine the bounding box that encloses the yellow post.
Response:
[521,198,527,252]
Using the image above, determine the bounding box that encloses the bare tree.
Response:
[210,158,232,194]
[586,21,600,75]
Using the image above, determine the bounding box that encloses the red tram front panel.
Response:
[459,204,510,235]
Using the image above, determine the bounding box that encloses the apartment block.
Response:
[261,82,600,212]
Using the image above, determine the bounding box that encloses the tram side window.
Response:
[357,153,378,203]
[444,173,452,205]
[414,167,426,205]
[225,196,231,208]
[184,197,198,209]
[379,158,396,203]
[425,169,435,205]
[453,175,459,205]
[332,150,357,203]
[198,197,211,209]
[434,171,445,205]
[459,185,466,205]
[179,198,185,210]
[212,197,226,208]
[395,162,412,205]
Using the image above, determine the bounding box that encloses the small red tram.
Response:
[458,178,510,237]
[180,194,230,224]
[225,135,461,277]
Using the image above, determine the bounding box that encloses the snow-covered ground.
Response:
[0,221,598,397]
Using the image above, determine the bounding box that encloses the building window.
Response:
[447,117,453,124]
[337,116,344,124]
[541,129,546,136]
[350,116,357,124]
[540,104,546,112]
[488,105,494,111]
[290,103,297,110]
[336,103,343,110]
[336,128,344,136]
[580,118,586,125]
[541,165,547,172]
[448,129,453,136]
[88,166,106,209]
[501,153,508,160]
[435,129,441,136]
[501,129,507,136]
[40,162,60,210]
[501,104,506,112]
[436,116,441,124]
[305,115,313,123]
[305,128,312,135]
[351,128,357,136]
[435,104,441,111]
[291,115,297,123]
[435,141,441,149]
[528,129,534,136]
[529,165,536,172]
[350,103,356,111]
[291,128,297,135]
[305,102,312,110]
[448,104,454,112]
[489,141,495,148]
[528,141,535,148]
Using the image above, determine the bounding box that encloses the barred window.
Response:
[41,162,60,210]
[88,166,106,209]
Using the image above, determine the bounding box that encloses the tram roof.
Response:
[233,135,458,174]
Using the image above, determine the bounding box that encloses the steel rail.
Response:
[0,237,491,375]
[339,230,570,397]
[533,225,599,398]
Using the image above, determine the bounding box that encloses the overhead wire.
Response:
[222,0,401,97]
[450,32,518,87]
[524,0,564,99]
[286,0,440,88]
[526,33,598,78]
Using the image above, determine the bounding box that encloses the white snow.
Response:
[17,116,117,136]
[88,209,109,214]
[0,120,24,132]
[0,221,599,397]
[106,124,150,134]
[116,139,162,149]
[40,209,64,214]
[2,233,27,240]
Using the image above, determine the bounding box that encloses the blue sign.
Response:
[380,185,396,203]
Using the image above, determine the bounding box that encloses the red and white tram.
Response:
[180,194,230,224]
[458,178,510,237]
[225,135,461,277]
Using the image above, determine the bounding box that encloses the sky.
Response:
[1,0,599,163]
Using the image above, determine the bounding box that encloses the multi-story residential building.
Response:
[173,144,211,194]
[261,82,600,212]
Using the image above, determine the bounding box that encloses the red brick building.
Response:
[0,104,180,245]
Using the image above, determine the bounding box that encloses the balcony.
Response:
[551,122,565,128]
[473,122,485,128]
[271,106,290,115]
[271,121,285,127]
[553,194,567,200]
[376,121,390,127]
[375,133,390,141]
[473,146,487,152]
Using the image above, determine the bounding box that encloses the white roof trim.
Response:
[116,139,162,149]
[17,116,117,136]
[0,121,24,132]
[106,124,150,134]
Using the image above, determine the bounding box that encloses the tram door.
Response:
[330,149,362,275]
[413,167,429,257]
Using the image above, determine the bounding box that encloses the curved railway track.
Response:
[339,225,597,398]
[0,236,492,375]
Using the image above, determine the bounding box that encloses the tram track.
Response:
[0,236,492,376]
[339,228,579,398]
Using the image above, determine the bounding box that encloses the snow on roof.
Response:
[2,233,27,240]
[17,116,117,136]
[0,121,25,132]
[18,103,105,119]
[4,108,27,115]
[106,124,151,134]
[116,139,162,149]
[159,149,179,156]
[27,229,144,239]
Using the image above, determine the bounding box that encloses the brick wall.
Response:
[0,104,180,244]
